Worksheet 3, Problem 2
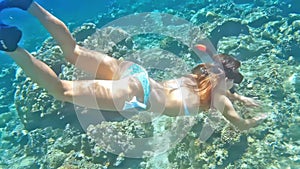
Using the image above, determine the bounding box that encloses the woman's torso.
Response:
[150,75,204,116]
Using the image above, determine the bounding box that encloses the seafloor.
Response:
[1,0,300,168]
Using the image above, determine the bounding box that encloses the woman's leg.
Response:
[27,2,121,80]
[7,47,136,110]
[7,47,70,101]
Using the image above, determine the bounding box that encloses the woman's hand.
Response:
[240,113,268,130]
[252,113,268,125]
[226,91,261,107]
[239,96,260,107]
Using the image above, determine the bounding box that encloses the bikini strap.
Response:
[183,99,191,116]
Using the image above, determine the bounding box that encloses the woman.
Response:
[0,0,267,131]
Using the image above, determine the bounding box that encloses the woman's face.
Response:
[225,77,234,90]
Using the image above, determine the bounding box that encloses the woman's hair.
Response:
[213,54,244,84]
[186,54,244,108]
[187,63,220,109]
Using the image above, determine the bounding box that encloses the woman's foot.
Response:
[0,0,33,11]
[0,24,22,52]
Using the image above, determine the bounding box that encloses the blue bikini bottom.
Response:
[121,64,150,110]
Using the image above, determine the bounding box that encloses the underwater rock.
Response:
[281,40,300,60]
[14,156,37,168]
[190,9,220,24]
[86,114,153,157]
[288,13,300,24]
[287,123,300,141]
[233,0,253,4]
[209,19,250,47]
[58,165,80,169]
[0,112,13,128]
[82,26,133,56]
[47,149,67,168]
[257,18,300,59]
[246,11,270,28]
[73,23,97,42]
[218,35,274,59]
[0,65,16,115]
[288,73,300,93]
[292,20,300,30]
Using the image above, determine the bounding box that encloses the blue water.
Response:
[0,0,300,168]
[0,0,113,63]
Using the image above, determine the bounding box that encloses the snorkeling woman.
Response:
[0,0,267,131]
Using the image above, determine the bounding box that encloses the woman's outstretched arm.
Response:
[213,94,267,131]
[226,91,260,107]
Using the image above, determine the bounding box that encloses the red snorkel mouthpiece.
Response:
[195,44,207,52]
[195,44,214,57]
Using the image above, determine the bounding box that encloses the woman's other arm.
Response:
[213,94,267,130]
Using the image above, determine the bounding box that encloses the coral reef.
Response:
[1,0,300,168]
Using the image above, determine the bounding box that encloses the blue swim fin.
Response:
[0,0,33,11]
[0,24,22,52]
